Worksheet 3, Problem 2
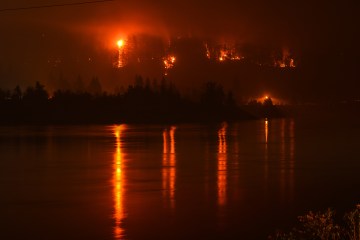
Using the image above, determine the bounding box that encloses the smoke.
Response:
[0,0,359,100]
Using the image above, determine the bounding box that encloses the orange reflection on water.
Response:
[113,125,126,239]
[162,126,176,209]
[265,118,269,144]
[280,119,286,196]
[218,122,228,206]
[264,119,269,182]
[289,119,295,196]
[279,119,295,201]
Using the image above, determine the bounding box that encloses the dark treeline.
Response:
[0,76,282,124]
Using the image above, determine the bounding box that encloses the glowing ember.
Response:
[163,55,176,75]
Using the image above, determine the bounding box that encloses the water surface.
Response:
[1,117,360,239]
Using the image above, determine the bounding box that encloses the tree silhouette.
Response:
[74,75,85,93]
[11,85,22,101]
[87,77,102,95]
[0,77,262,124]
[201,81,225,109]
[23,82,48,103]
[0,88,10,101]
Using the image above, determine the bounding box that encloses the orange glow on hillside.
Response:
[254,94,288,105]
[255,95,271,103]
[219,49,227,62]
[275,48,296,68]
[163,55,176,75]
[163,55,176,69]
[212,44,244,62]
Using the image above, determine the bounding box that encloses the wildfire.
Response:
[163,55,176,75]
[204,43,244,62]
[205,43,211,59]
[275,48,296,68]
[219,49,227,62]
[110,36,297,71]
[289,58,295,68]
[117,39,124,48]
[253,94,287,105]
[277,59,296,68]
[116,39,126,68]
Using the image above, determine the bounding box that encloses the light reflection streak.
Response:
[162,126,176,209]
[113,125,126,240]
[279,119,295,201]
[265,118,269,144]
[289,119,295,198]
[217,122,228,206]
[280,119,286,197]
[232,124,240,200]
[264,119,269,184]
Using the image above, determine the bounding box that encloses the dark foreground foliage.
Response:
[269,204,360,240]
[0,80,282,124]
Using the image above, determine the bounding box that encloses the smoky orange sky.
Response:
[1,0,357,43]
[0,0,359,100]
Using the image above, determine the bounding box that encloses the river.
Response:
[1,115,359,239]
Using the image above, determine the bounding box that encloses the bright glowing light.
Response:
[265,118,268,144]
[116,39,126,68]
[219,49,227,62]
[163,55,176,75]
[163,55,176,69]
[117,39,124,48]
[213,45,243,62]
[205,43,211,59]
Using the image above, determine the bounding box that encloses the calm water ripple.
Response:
[1,117,360,239]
